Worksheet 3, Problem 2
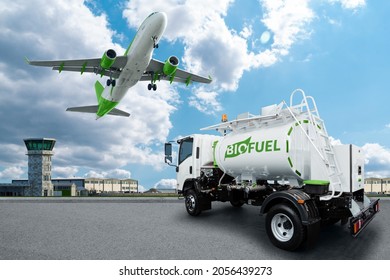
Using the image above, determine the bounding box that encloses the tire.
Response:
[230,199,244,208]
[148,84,152,90]
[185,189,201,216]
[265,203,306,251]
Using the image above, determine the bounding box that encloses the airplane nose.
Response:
[155,11,167,24]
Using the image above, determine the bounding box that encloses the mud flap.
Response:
[199,196,212,211]
[305,220,321,249]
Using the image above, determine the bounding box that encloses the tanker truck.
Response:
[164,89,379,251]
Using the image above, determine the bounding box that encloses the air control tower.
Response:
[24,138,56,196]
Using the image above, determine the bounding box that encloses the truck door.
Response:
[177,137,194,191]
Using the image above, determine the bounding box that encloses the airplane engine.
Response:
[100,49,117,69]
[163,56,179,76]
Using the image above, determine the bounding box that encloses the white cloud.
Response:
[123,0,234,42]
[123,0,317,112]
[84,170,105,179]
[52,166,79,178]
[84,169,132,179]
[328,0,366,10]
[154,178,177,189]
[329,136,343,146]
[0,166,24,181]
[123,0,251,112]
[188,88,223,114]
[360,142,390,178]
[137,184,147,193]
[362,143,390,166]
[326,16,342,26]
[258,0,314,59]
[240,25,253,39]
[365,170,390,179]
[181,17,251,92]
[122,0,364,115]
[123,0,251,90]
[0,144,26,166]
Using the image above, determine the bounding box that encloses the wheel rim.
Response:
[271,213,294,242]
[186,195,196,212]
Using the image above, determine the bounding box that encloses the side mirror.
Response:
[164,143,172,164]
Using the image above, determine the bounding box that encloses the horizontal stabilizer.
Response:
[66,106,130,117]
[107,108,131,117]
[66,105,99,114]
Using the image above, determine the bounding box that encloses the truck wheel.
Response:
[230,199,244,207]
[185,189,201,216]
[265,203,306,251]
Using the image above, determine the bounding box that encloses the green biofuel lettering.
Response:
[224,137,281,159]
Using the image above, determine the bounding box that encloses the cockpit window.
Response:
[178,138,193,165]
[147,12,157,18]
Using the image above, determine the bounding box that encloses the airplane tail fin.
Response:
[66,80,130,119]
[95,80,104,102]
[66,106,130,117]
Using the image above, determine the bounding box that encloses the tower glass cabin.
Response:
[24,138,56,196]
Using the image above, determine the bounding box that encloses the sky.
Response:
[0,0,389,192]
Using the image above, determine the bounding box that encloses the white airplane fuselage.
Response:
[101,12,167,104]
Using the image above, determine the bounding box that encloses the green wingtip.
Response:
[185,76,192,87]
[24,56,30,64]
[208,75,213,81]
[58,62,64,73]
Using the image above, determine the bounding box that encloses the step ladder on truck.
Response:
[164,89,379,251]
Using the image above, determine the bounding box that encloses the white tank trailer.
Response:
[165,89,379,251]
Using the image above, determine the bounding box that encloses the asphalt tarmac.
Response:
[0,197,389,260]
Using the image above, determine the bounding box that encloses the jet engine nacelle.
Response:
[100,49,117,69]
[163,56,179,76]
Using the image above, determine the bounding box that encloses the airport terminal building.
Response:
[84,178,138,193]
[364,177,390,195]
[0,137,138,197]
[0,178,138,196]
[51,178,139,195]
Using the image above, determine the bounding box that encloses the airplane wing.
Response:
[143,58,212,85]
[26,56,128,79]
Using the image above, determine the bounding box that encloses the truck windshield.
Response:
[178,138,193,165]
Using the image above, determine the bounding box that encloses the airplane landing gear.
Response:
[152,36,159,48]
[107,79,116,87]
[148,83,157,91]
[147,70,157,91]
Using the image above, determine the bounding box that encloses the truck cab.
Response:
[167,134,220,192]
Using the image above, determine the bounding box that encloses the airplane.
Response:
[26,12,212,119]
